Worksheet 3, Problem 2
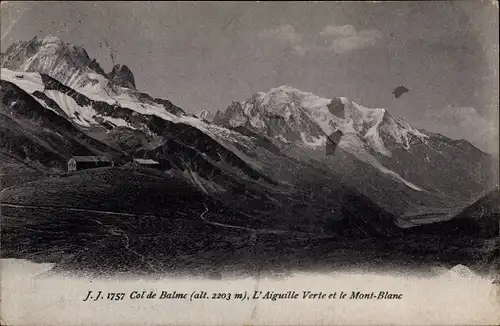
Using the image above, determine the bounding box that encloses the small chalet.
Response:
[127,158,161,169]
[67,156,114,172]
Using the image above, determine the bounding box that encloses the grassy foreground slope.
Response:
[1,167,496,277]
[1,167,208,215]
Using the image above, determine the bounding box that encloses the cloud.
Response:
[319,24,383,54]
[320,24,357,37]
[258,24,306,55]
[431,106,494,132]
[258,23,382,55]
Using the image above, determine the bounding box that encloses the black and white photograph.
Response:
[0,1,499,325]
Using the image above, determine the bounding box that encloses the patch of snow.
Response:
[300,132,326,148]
[354,104,389,153]
[44,90,97,127]
[1,68,44,93]
[98,115,134,129]
[102,92,181,124]
[376,163,422,191]
[204,123,254,146]
[77,72,116,103]
[276,135,291,143]
[1,68,62,115]
[332,118,356,134]
[248,112,266,129]
[34,97,65,116]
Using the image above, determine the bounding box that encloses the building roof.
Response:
[133,158,159,165]
[70,156,113,163]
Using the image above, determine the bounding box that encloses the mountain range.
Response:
[1,35,498,240]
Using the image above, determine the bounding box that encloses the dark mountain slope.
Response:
[375,133,498,201]
[0,80,127,172]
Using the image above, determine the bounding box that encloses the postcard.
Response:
[1,1,499,325]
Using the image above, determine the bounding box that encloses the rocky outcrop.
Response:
[106,64,136,90]
[196,110,213,121]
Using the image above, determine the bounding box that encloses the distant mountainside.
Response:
[1,35,497,233]
[213,85,498,218]
[456,187,499,220]
[409,187,499,240]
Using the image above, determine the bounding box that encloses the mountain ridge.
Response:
[215,85,434,158]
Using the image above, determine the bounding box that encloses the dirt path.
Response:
[1,202,333,239]
[1,202,158,218]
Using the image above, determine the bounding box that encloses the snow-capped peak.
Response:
[213,85,430,191]
[253,85,331,113]
[40,35,64,49]
[1,35,140,93]
[1,36,189,123]
[1,35,108,90]
[214,85,429,157]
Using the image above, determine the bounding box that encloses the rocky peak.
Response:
[106,64,136,90]
[214,86,431,157]
[0,35,109,88]
[0,35,114,87]
[196,110,213,121]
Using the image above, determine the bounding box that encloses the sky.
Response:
[1,1,499,155]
